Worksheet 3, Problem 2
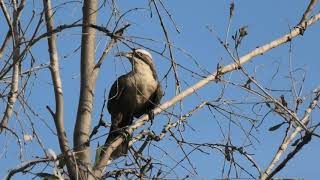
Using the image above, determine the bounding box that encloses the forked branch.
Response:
[92,10,320,180]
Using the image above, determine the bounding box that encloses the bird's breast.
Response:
[132,71,158,103]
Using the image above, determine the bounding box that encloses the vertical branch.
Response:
[0,0,23,131]
[42,0,76,178]
[87,25,127,180]
[73,0,97,175]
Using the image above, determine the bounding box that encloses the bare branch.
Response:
[0,0,14,37]
[152,0,180,92]
[0,125,23,160]
[73,0,97,177]
[0,0,26,131]
[93,24,130,71]
[5,158,51,180]
[267,133,312,179]
[92,12,320,179]
[129,101,207,146]
[42,0,76,178]
[0,31,12,59]
[260,88,320,180]
[297,0,318,34]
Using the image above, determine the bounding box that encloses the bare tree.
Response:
[0,0,319,179]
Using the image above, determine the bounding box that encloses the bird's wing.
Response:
[105,77,132,160]
[149,82,163,108]
[107,77,126,113]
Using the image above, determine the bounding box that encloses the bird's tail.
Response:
[103,126,130,160]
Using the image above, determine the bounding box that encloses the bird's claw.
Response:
[148,110,155,125]
[120,129,130,140]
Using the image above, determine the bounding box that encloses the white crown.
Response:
[135,49,152,59]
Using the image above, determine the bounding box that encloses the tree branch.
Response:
[73,0,97,178]
[92,10,320,180]
[0,0,26,55]
[260,88,320,180]
[5,158,51,180]
[0,0,26,132]
[42,0,76,178]
[267,133,312,179]
[0,31,12,59]
[297,0,318,33]
[0,0,14,39]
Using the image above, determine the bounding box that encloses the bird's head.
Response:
[116,49,155,68]
[116,49,158,78]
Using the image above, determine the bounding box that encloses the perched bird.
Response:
[104,49,163,160]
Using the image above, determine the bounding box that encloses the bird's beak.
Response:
[115,52,132,58]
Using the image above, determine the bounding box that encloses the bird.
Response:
[104,48,163,160]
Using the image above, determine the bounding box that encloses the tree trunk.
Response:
[73,0,97,178]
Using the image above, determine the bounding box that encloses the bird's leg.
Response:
[147,110,155,125]
[115,128,131,157]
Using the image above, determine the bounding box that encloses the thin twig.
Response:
[5,158,52,180]
[260,88,320,180]
[0,31,12,59]
[93,12,320,178]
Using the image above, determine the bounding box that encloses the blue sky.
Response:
[0,0,319,179]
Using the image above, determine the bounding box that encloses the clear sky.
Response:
[0,0,319,179]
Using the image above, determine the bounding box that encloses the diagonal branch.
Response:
[5,158,51,180]
[297,0,318,27]
[267,132,312,179]
[0,0,14,37]
[0,31,12,59]
[91,11,320,180]
[93,24,130,71]
[260,88,320,180]
[0,0,26,58]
